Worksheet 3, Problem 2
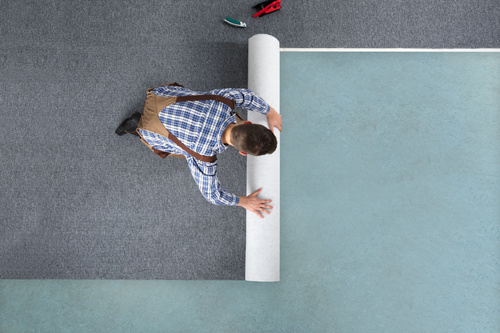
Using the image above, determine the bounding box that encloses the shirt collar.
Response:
[215,114,237,153]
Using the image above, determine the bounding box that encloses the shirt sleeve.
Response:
[186,156,239,206]
[151,85,194,97]
[209,88,270,115]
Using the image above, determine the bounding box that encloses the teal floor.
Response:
[1,52,499,332]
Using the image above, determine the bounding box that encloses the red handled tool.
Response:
[253,0,281,18]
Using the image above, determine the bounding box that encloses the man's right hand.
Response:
[238,188,273,218]
[267,107,282,133]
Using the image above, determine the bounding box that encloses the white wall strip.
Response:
[280,48,500,52]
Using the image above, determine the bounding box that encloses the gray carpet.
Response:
[1,0,499,279]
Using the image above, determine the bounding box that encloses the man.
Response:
[116,84,282,218]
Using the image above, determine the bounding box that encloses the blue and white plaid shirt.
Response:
[138,85,270,206]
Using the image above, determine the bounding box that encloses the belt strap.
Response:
[176,95,235,110]
[167,128,217,163]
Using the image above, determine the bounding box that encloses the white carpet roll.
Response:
[246,34,280,282]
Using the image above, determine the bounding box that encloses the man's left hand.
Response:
[238,188,273,218]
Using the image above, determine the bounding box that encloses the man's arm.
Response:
[211,88,270,114]
[211,88,282,132]
[187,157,274,217]
[186,157,239,206]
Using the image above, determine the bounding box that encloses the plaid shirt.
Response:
[139,85,270,206]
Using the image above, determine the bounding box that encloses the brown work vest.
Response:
[136,83,241,162]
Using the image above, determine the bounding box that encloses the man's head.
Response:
[230,123,277,156]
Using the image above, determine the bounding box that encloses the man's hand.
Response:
[238,188,273,218]
[267,107,282,132]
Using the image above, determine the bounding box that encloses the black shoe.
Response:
[115,112,141,136]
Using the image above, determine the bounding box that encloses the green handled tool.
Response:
[224,17,247,28]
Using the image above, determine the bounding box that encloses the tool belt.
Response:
[136,83,242,162]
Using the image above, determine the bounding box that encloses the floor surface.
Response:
[2,51,499,333]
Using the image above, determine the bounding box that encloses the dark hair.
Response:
[231,124,277,156]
